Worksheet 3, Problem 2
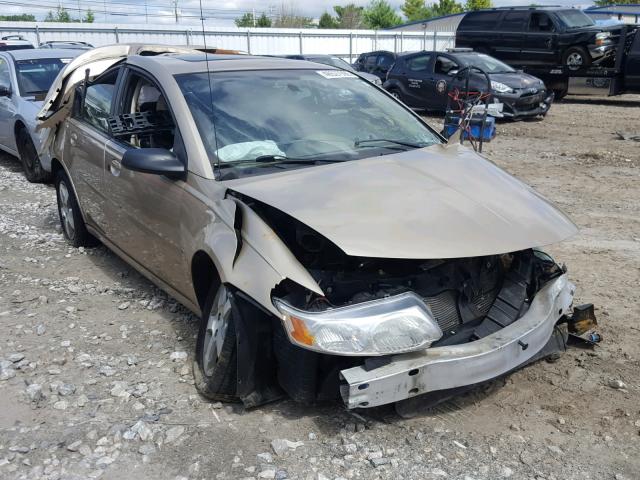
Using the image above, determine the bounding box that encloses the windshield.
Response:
[15,58,70,96]
[175,69,441,179]
[555,10,595,29]
[309,56,356,72]
[456,54,515,74]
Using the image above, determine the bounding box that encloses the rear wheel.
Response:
[55,170,97,248]
[18,128,51,183]
[193,283,239,402]
[563,46,591,71]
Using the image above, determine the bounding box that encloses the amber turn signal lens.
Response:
[290,316,314,346]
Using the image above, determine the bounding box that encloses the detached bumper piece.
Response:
[339,274,575,409]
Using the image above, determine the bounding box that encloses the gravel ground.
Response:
[0,94,639,480]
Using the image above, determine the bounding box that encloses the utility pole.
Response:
[173,0,179,24]
[78,0,82,22]
[145,0,148,23]
[252,7,256,27]
[103,0,107,22]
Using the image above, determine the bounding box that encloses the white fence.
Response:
[0,22,456,61]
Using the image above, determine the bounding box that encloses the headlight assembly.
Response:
[491,81,514,94]
[273,292,443,356]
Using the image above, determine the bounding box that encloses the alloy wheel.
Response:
[566,52,583,69]
[58,181,76,240]
[202,285,232,377]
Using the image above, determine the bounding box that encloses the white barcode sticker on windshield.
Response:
[316,70,357,79]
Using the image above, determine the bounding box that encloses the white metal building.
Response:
[584,4,640,24]
[385,13,466,33]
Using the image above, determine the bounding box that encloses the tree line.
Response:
[235,0,493,30]
[0,7,95,23]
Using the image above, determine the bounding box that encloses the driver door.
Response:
[401,53,433,108]
[102,68,189,293]
[428,55,460,111]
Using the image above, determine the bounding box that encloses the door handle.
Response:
[69,133,78,147]
[110,159,121,177]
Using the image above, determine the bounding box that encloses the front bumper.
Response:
[588,44,616,61]
[496,90,553,118]
[339,274,574,409]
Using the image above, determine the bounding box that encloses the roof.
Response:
[130,53,341,75]
[4,48,81,60]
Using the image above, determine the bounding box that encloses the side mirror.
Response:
[447,69,459,76]
[121,148,186,179]
[0,85,11,97]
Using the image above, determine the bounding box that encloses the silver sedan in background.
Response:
[0,48,80,182]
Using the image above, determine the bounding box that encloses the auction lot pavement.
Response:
[1,95,639,480]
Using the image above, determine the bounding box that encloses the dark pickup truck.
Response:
[455,7,623,71]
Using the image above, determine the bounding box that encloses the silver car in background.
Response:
[0,48,80,182]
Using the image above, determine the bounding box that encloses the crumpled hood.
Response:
[489,72,545,90]
[227,143,578,259]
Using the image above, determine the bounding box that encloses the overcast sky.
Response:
[9,0,593,26]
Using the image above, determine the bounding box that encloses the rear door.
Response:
[102,67,189,291]
[400,53,433,107]
[63,67,121,233]
[375,52,395,80]
[524,12,559,66]
[495,11,529,65]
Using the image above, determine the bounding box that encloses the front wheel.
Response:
[388,88,402,102]
[18,129,51,183]
[563,46,591,71]
[193,283,239,402]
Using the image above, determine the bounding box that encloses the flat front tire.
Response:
[18,129,51,183]
[193,283,239,402]
[55,170,97,248]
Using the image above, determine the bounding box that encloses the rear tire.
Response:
[18,128,51,183]
[193,283,239,402]
[563,46,591,71]
[55,170,98,248]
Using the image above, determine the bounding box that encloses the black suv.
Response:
[384,49,552,119]
[353,51,396,80]
[456,7,621,71]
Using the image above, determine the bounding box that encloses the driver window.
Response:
[435,56,458,75]
[118,73,175,150]
[529,12,554,32]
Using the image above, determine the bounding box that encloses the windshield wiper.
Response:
[217,154,345,168]
[354,138,426,150]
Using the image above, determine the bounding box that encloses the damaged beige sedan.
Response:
[38,45,592,412]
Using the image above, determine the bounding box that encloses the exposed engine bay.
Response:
[230,191,567,404]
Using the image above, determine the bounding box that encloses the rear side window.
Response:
[75,70,118,133]
[406,54,431,72]
[0,58,10,90]
[377,54,394,69]
[499,11,529,31]
[458,11,500,30]
[529,12,555,32]
[365,55,377,67]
